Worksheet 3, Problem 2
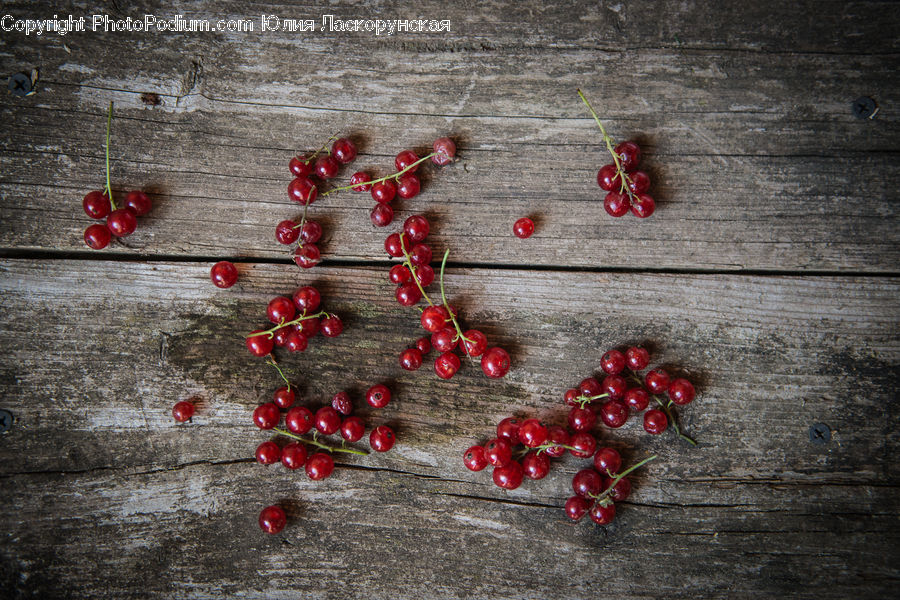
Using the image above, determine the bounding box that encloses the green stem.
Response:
[246,310,331,339]
[265,356,291,390]
[322,152,439,197]
[299,134,338,163]
[291,200,311,231]
[273,428,369,455]
[399,232,434,307]
[589,454,657,505]
[577,89,635,200]
[575,392,609,408]
[104,101,117,209]
[438,248,472,346]
[653,395,697,446]
[532,442,582,455]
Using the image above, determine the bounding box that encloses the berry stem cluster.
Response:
[273,427,370,456]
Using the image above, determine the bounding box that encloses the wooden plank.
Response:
[0,259,897,597]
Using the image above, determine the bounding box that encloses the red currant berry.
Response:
[544,426,571,458]
[596,164,619,191]
[461,330,488,357]
[409,243,432,266]
[572,468,603,497]
[463,445,489,472]
[389,263,412,284]
[275,328,293,349]
[593,447,622,475]
[518,418,548,448]
[496,417,521,443]
[568,406,597,432]
[293,243,321,268]
[481,347,510,378]
[275,220,300,245]
[602,374,628,399]
[300,221,323,244]
[273,386,295,409]
[83,190,111,219]
[400,347,423,371]
[281,442,308,470]
[370,425,396,452]
[484,438,512,467]
[253,403,280,430]
[631,193,656,218]
[588,502,616,525]
[579,377,602,399]
[624,388,650,412]
[604,192,630,217]
[340,416,365,442]
[643,409,668,434]
[415,337,432,355]
[246,331,274,357]
[522,451,551,480]
[124,190,152,216]
[292,286,321,313]
[421,306,451,333]
[107,208,137,237]
[492,461,524,490]
[434,351,461,379]
[384,233,404,257]
[601,350,626,375]
[570,432,597,458]
[396,174,420,199]
[371,180,397,204]
[432,137,456,166]
[627,171,650,194]
[395,150,420,173]
[259,505,287,534]
[314,155,339,179]
[609,477,631,502]
[396,282,422,306]
[350,171,373,191]
[289,156,313,178]
[84,224,112,250]
[172,400,194,422]
[626,346,650,371]
[320,315,343,337]
[431,328,458,353]
[288,177,318,204]
[331,138,357,164]
[564,388,580,407]
[414,265,435,287]
[314,406,341,435]
[668,378,695,405]
[645,368,671,394]
[614,141,642,172]
[370,203,394,227]
[297,316,320,337]
[513,217,535,239]
[366,384,391,408]
[256,441,281,465]
[285,406,313,434]
[285,331,308,353]
[331,392,353,416]
[267,296,296,324]
[305,452,334,480]
[565,496,593,521]
[599,399,628,428]
[403,215,430,242]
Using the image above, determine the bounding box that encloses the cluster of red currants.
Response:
[564,345,697,445]
[244,285,344,358]
[81,102,153,249]
[578,90,656,219]
[564,450,656,526]
[385,215,510,380]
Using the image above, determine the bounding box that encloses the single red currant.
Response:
[409,243,432,266]
[513,217,535,239]
[481,347,510,378]
[564,388,580,407]
[296,316,319,337]
[273,325,292,346]
[340,416,365,442]
[614,141,642,172]
[492,461,524,490]
[432,137,456,166]
[83,190,112,219]
[568,406,597,432]
[331,138,357,164]
[314,406,341,435]
[395,282,422,306]
[267,296,296,324]
[370,203,394,227]
[461,330,488,357]
[331,392,353,416]
[259,505,287,534]
[434,352,461,379]
[604,192,630,217]
[668,378,695,405]
[300,221,323,244]
[569,432,597,458]
[293,243,321,268]
[273,386,295,409]
[371,180,397,204]
[596,164,619,191]
[627,171,650,194]
[609,477,631,502]
[593,447,622,475]
[370,425,396,452]
[518,418,548,448]
[565,496,593,521]
[389,264,412,284]
[522,451,551,480]
[396,174,420,199]
[124,190,152,216]
[172,400,194,422]
[246,331,274,357]
[415,337,432,355]
[414,265,435,287]
[320,315,343,337]
[292,286,321,313]
[253,403,280,430]
[431,328,458,353]
[289,156,313,178]
[305,452,334,480]
[421,306,451,333]
[599,399,628,428]
[384,233,404,257]
[602,374,628,399]
[314,155,339,179]
[588,502,616,525]
[350,171,373,191]
[284,331,308,352]
[544,426,571,458]
[276,220,300,245]
[285,406,313,435]
[624,388,650,412]
[579,377,603,399]
[645,368,671,394]
[484,438,512,467]
[281,442,308,470]
[395,150,420,173]
[496,417,521,443]
[573,469,603,497]
[631,193,656,218]
[626,346,650,371]
[366,384,391,408]
[463,445,489,471]
[399,347,423,371]
[107,208,137,237]
[601,350,626,375]
[84,224,112,250]
[643,409,668,434]
[256,441,281,465]
[403,215,430,242]
[288,177,318,204]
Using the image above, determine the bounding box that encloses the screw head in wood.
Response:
[852,96,877,119]
[7,72,32,96]
[0,409,12,433]
[809,423,831,444]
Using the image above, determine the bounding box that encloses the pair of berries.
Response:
[245,286,343,358]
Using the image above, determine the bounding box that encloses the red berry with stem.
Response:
[596,164,619,191]
[403,215,430,242]
[246,331,274,357]
[331,138,357,164]
[370,203,394,227]
[644,409,668,434]
[481,347,510,378]
[314,155,339,179]
[285,331,308,352]
[253,403,280,430]
[273,386,295,409]
[83,190,112,219]
[513,217,535,239]
[415,337,432,355]
[276,220,300,245]
[626,346,650,371]
[259,505,287,534]
[631,193,656,218]
[288,177,318,204]
[289,156,312,178]
[492,461,524,490]
[124,190,151,216]
[281,442,308,470]
[366,384,391,408]
[544,426,571,458]
[564,388,580,407]
[602,374,628,400]
[668,378,695,405]
[522,451,551,480]
[432,328,458,353]
[256,441,281,465]
[600,399,629,428]
[624,388,650,412]
[604,192,630,217]
[579,377,603,399]
[570,432,597,458]
[305,452,334,480]
[434,352,461,379]
[573,469,604,498]
[395,282,422,306]
[340,416,365,442]
[395,150,420,173]
[397,174,420,199]
[370,425,396,452]
[568,406,597,432]
[84,224,112,250]
[273,326,293,347]
[409,243,432,266]
[107,208,137,237]
[350,171,373,191]
[496,417,521,443]
[463,445,488,471]
[432,137,456,166]
[400,348,423,371]
[331,392,353,416]
[384,233,404,257]
[320,315,343,337]
[292,286,321,313]
[285,406,313,434]
[210,261,238,289]
[645,369,671,394]
[300,221,322,244]
[609,477,631,502]
[627,171,651,194]
[389,264,412,284]
[172,400,194,422]
[461,329,488,357]
[297,316,320,337]
[601,350,626,375]
[518,418,548,448]
[614,141,642,172]
[421,306,451,333]
[371,180,397,204]
[484,438,512,467]
[415,265,435,287]
[565,496,593,521]
[267,296,296,324]
[588,502,616,525]
[293,243,321,268]
[593,447,622,475]
[314,406,341,435]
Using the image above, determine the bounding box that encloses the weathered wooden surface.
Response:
[1,0,899,598]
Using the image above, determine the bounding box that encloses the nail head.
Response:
[8,72,32,96]
[851,96,877,119]
[809,423,831,444]
[0,409,12,433]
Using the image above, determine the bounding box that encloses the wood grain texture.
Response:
[0,260,898,598]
